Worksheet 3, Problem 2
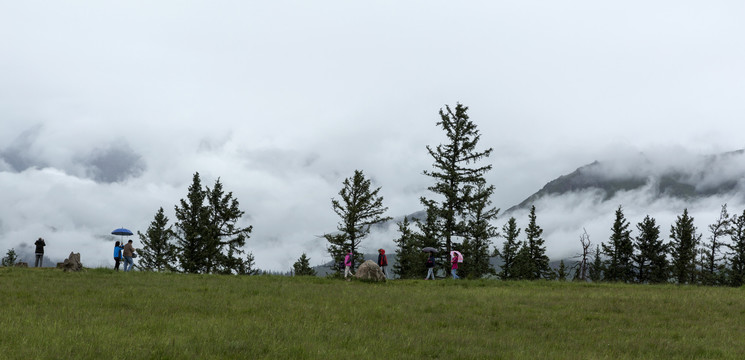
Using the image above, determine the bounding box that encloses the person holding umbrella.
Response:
[425,252,436,280]
[111,228,135,271]
[451,252,460,279]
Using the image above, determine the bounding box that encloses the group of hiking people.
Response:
[343,248,391,280]
[32,236,459,278]
[343,248,461,280]
[27,237,136,272]
[425,251,459,280]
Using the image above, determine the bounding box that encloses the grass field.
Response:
[1,267,744,359]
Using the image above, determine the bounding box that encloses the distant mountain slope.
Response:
[508,149,745,212]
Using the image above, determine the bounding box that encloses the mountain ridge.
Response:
[506,149,745,213]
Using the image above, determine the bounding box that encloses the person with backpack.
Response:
[344,250,354,280]
[425,252,435,280]
[377,248,388,278]
[113,241,125,271]
[34,237,46,267]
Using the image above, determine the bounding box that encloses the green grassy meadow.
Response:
[1,267,744,359]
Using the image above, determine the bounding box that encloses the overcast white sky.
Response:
[2,1,744,271]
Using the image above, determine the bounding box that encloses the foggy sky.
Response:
[2,1,744,270]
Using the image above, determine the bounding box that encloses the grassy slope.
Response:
[1,268,744,360]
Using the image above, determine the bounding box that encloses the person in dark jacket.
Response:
[377,249,388,278]
[113,241,125,271]
[34,238,46,267]
[425,252,435,280]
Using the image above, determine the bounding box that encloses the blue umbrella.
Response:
[111,228,133,236]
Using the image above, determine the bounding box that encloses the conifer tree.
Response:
[701,204,731,285]
[204,179,255,275]
[669,208,702,285]
[293,253,317,276]
[524,205,551,279]
[421,103,493,276]
[2,248,18,267]
[174,173,211,274]
[393,217,423,279]
[414,207,446,277]
[496,217,521,280]
[511,241,535,280]
[556,260,568,281]
[324,170,391,274]
[588,245,604,282]
[602,206,634,283]
[137,207,177,272]
[173,173,255,274]
[324,233,348,275]
[727,209,745,287]
[632,215,668,284]
[458,183,499,278]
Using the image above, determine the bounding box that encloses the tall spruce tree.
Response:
[602,206,634,283]
[204,179,255,275]
[496,217,521,280]
[293,253,317,276]
[324,170,391,275]
[632,215,668,284]
[727,209,745,287]
[524,205,551,279]
[174,173,255,274]
[421,103,493,276]
[669,208,702,285]
[174,173,211,273]
[137,207,177,272]
[458,183,499,278]
[393,217,423,279]
[701,204,731,285]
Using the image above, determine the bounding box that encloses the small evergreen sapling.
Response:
[2,248,18,267]
[293,253,317,276]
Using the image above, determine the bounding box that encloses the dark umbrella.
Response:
[422,247,437,253]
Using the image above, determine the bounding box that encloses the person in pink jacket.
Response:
[451,252,460,279]
[344,250,354,279]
